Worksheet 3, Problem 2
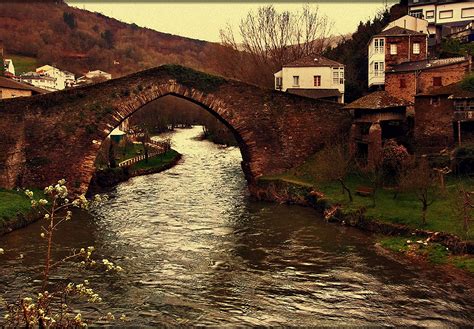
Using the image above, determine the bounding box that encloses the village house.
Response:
[408,0,474,45]
[3,58,15,76]
[345,91,412,168]
[274,55,345,103]
[415,81,474,152]
[0,76,47,99]
[35,65,70,90]
[75,70,112,86]
[385,55,471,106]
[18,72,57,92]
[368,26,428,89]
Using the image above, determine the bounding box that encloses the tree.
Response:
[63,12,77,30]
[101,29,114,49]
[453,184,474,234]
[220,4,333,87]
[313,142,353,202]
[399,158,437,225]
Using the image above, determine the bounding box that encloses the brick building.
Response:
[385,56,471,107]
[415,82,474,153]
[368,26,428,88]
[345,91,412,168]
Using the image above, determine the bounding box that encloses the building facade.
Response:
[385,56,471,105]
[274,55,345,103]
[368,26,427,88]
[0,76,46,99]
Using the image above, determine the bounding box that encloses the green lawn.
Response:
[6,54,38,75]
[131,150,179,171]
[262,157,474,241]
[0,189,36,221]
[117,143,145,163]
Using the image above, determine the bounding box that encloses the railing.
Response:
[118,140,171,168]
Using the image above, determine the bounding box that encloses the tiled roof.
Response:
[0,76,48,94]
[344,91,413,110]
[283,55,343,68]
[374,26,426,37]
[387,57,468,73]
[417,82,474,99]
[286,88,341,100]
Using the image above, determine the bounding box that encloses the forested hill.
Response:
[0,1,232,77]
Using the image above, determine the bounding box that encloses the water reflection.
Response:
[0,127,473,326]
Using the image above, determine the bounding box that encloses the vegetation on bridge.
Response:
[159,65,226,93]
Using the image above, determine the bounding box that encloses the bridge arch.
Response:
[0,65,350,195]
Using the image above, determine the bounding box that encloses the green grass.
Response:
[131,149,179,171]
[262,156,474,241]
[117,143,145,162]
[379,236,474,274]
[6,54,38,75]
[0,188,41,221]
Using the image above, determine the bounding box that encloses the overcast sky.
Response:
[67,1,398,42]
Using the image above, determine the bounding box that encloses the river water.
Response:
[1,126,473,326]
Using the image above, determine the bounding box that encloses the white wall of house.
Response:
[368,37,386,88]
[410,2,474,25]
[4,59,15,76]
[19,76,56,92]
[85,70,112,80]
[36,65,67,90]
[383,15,429,34]
[275,66,344,94]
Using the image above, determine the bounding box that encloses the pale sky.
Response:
[67,1,398,43]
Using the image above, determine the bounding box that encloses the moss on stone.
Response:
[160,64,226,93]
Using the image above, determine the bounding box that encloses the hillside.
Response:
[0,1,232,78]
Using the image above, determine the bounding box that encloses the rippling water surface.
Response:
[1,126,473,326]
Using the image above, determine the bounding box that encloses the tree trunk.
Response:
[422,203,427,225]
[338,178,353,202]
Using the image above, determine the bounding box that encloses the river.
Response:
[1,126,473,326]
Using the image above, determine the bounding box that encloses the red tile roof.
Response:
[283,55,343,68]
[374,26,426,37]
[344,91,413,110]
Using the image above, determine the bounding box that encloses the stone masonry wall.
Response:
[384,35,427,69]
[0,65,351,195]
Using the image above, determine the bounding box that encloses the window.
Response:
[390,44,397,55]
[439,10,453,19]
[332,68,344,84]
[399,78,406,89]
[413,42,420,54]
[314,75,321,87]
[426,10,435,19]
[410,10,423,18]
[374,38,384,53]
[462,8,474,18]
[293,76,299,86]
[430,97,440,105]
[455,100,474,111]
[275,77,282,89]
[433,76,442,87]
[374,62,384,76]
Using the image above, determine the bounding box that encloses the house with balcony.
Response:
[408,0,474,45]
[274,55,345,103]
[368,26,428,89]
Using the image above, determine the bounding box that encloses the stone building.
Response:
[415,81,474,153]
[0,76,46,99]
[345,91,412,168]
[368,26,428,89]
[385,56,471,108]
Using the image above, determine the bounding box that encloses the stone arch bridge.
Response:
[0,65,350,194]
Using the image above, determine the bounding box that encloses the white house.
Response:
[274,55,345,103]
[383,15,430,34]
[85,70,112,81]
[3,59,15,76]
[408,0,474,45]
[18,72,57,92]
[35,65,70,90]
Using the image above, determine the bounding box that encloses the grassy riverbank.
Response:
[379,236,474,274]
[264,168,474,242]
[0,189,33,220]
[130,149,180,171]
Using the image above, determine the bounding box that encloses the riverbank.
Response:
[252,175,474,274]
[0,189,42,236]
[0,150,181,235]
[89,149,182,193]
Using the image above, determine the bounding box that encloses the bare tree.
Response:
[220,4,334,87]
[399,158,437,225]
[313,143,353,202]
[453,184,474,233]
